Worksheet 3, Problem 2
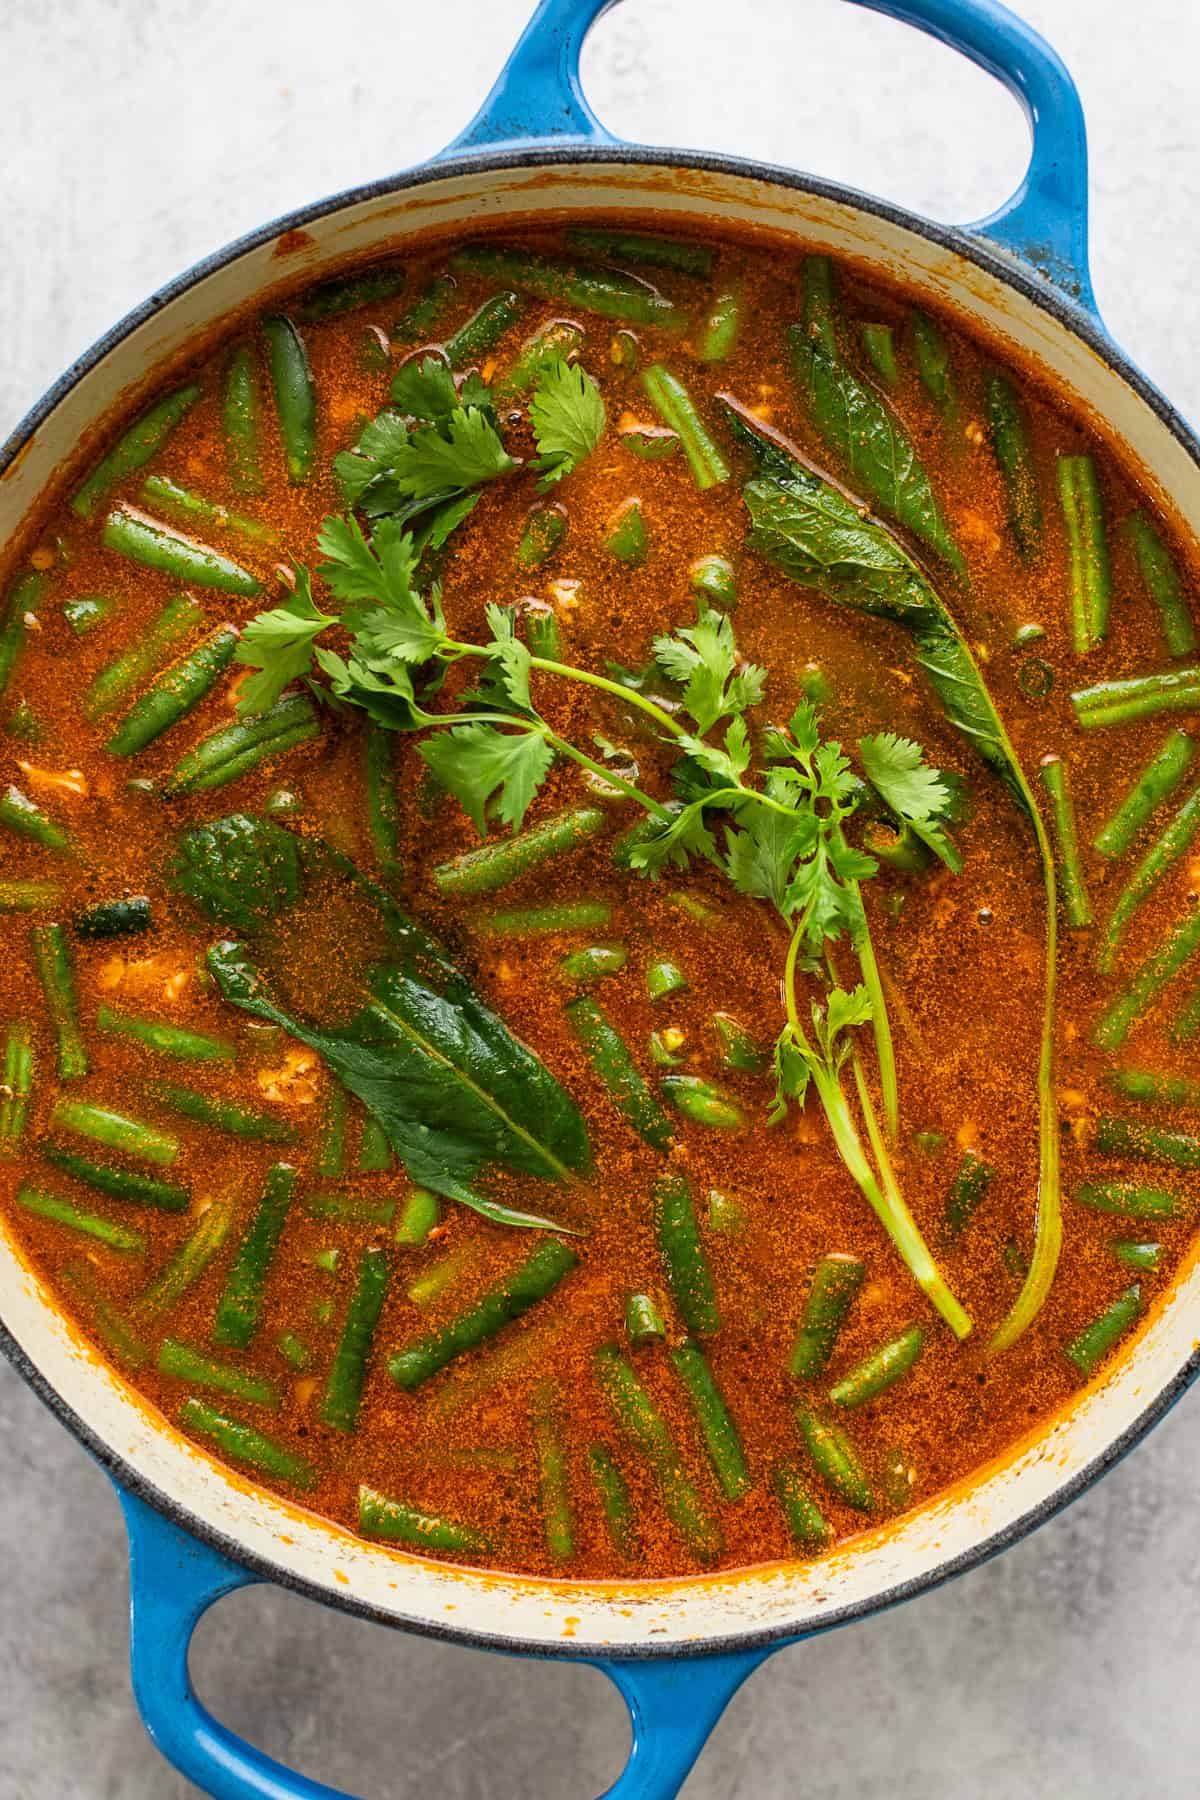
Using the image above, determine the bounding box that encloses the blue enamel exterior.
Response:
[97,1,1101,1794]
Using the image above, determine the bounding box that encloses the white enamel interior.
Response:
[4,156,1200,1656]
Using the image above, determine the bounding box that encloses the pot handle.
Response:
[442,0,1095,316]
[118,1488,776,1800]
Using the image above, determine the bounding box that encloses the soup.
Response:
[1,223,1197,1580]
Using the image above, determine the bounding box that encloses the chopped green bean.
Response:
[689,554,736,611]
[221,346,265,495]
[711,1012,767,1074]
[661,1074,746,1130]
[517,505,567,568]
[450,245,683,327]
[626,1291,666,1348]
[315,1084,347,1179]
[620,424,679,461]
[0,880,60,913]
[158,1338,279,1407]
[560,943,627,983]
[1107,1066,1200,1108]
[695,289,741,363]
[588,1444,638,1558]
[533,1382,574,1561]
[655,1173,719,1337]
[495,320,587,406]
[388,1240,577,1389]
[60,1260,147,1367]
[31,923,87,1079]
[1124,510,1197,658]
[797,1408,874,1511]
[1058,454,1111,653]
[1095,1113,1200,1171]
[141,474,278,546]
[106,623,240,756]
[476,898,613,937]
[565,229,713,277]
[357,1483,487,1552]
[71,384,202,519]
[444,290,528,369]
[1170,982,1200,1044]
[163,691,320,796]
[262,316,317,483]
[567,995,673,1149]
[648,1028,686,1067]
[1039,755,1093,928]
[51,1097,178,1166]
[304,1192,395,1227]
[1093,908,1200,1049]
[640,364,729,490]
[358,1114,393,1173]
[707,1189,745,1233]
[137,1199,234,1322]
[0,570,41,703]
[595,1344,721,1561]
[670,1339,751,1500]
[434,805,606,897]
[84,590,203,721]
[604,498,647,565]
[180,1395,317,1490]
[1093,729,1195,858]
[646,958,687,1001]
[213,1163,298,1349]
[41,1141,189,1211]
[362,721,401,878]
[829,1326,924,1407]
[407,1244,477,1308]
[276,1330,311,1369]
[986,372,1042,558]
[75,896,153,939]
[0,785,72,855]
[910,309,954,417]
[145,1079,296,1144]
[1064,1286,1143,1377]
[789,1255,864,1379]
[17,1182,145,1253]
[1072,667,1200,731]
[0,1021,33,1155]
[102,505,261,595]
[1073,1181,1184,1220]
[1113,1240,1162,1272]
[944,1152,994,1238]
[393,274,457,342]
[321,1246,392,1431]
[297,261,407,323]
[96,1002,234,1065]
[395,1187,440,1246]
[772,1460,832,1550]
[1098,784,1200,973]
[861,323,898,388]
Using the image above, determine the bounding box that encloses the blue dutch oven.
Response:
[3,1,1200,1795]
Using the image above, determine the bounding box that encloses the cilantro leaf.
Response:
[483,603,534,711]
[625,801,717,877]
[333,410,410,509]
[724,803,813,912]
[315,514,447,665]
[234,568,334,716]
[313,646,421,730]
[390,354,460,423]
[529,357,606,492]
[391,408,518,501]
[859,731,962,872]
[652,609,765,735]
[419,724,553,835]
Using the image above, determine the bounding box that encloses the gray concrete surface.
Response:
[2,1,1199,1793]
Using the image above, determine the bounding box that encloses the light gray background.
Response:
[1,1,1198,1794]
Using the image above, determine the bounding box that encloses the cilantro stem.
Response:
[531,657,687,740]
[841,888,899,1141]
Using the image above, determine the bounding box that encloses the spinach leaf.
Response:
[171,814,304,933]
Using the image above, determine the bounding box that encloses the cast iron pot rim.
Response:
[3,141,1199,1664]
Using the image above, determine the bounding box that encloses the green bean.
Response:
[695,289,741,363]
[689,554,736,611]
[75,897,153,940]
[985,372,1042,558]
[1073,1180,1183,1220]
[789,1255,864,1379]
[60,1260,147,1367]
[802,256,837,355]
[560,944,627,984]
[1013,621,1046,648]
[102,506,261,596]
[566,995,673,1150]
[450,245,683,327]
[771,1459,832,1550]
[861,323,898,388]
[796,1408,874,1511]
[1093,908,1200,1049]
[1093,729,1195,858]
[392,274,457,341]
[1170,982,1200,1044]
[394,1186,439,1246]
[158,1338,280,1407]
[0,570,41,702]
[626,1291,666,1348]
[388,1239,577,1389]
[517,506,568,568]
[71,384,202,519]
[41,1141,190,1212]
[180,1395,317,1489]
[944,1152,994,1238]
[1058,454,1112,653]
[137,1199,234,1322]
[0,1021,33,1154]
[360,720,402,878]
[212,1163,298,1349]
[533,1383,574,1561]
[646,959,687,1001]
[140,475,277,549]
[96,1002,234,1065]
[1073,667,1200,730]
[1114,1240,1162,1272]
[434,805,606,897]
[0,879,59,913]
[588,1443,638,1558]
[357,1483,487,1552]
[320,1245,392,1431]
[649,1028,686,1067]
[565,228,713,277]
[297,261,407,323]
[640,365,729,490]
[495,320,587,406]
[261,316,317,483]
[276,1330,311,1369]
[312,1247,341,1275]
[829,1325,924,1407]
[358,1114,393,1173]
[595,1344,721,1561]
[1098,785,1200,973]
[444,291,528,369]
[1039,755,1093,928]
[711,1012,766,1074]
[910,309,954,417]
[661,1074,746,1130]
[17,1182,145,1253]
[145,1079,296,1144]
[670,1339,751,1500]
[84,590,203,721]
[1064,1285,1143,1378]
[604,499,647,565]
[51,1097,178,1166]
[655,1173,719,1337]
[63,593,114,635]
[1124,510,1197,658]
[707,1189,745,1234]
[304,1192,395,1226]
[1096,1113,1200,1171]
[163,691,320,796]
[619,424,679,461]
[0,785,71,856]
[407,1244,478,1308]
[31,923,87,1080]
[106,623,240,756]
[880,1446,918,1510]
[1108,1066,1200,1109]
[221,346,265,495]
[315,1083,348,1179]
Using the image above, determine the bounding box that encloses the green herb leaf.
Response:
[652,608,766,735]
[419,723,553,835]
[390,354,461,422]
[234,568,333,715]
[529,356,606,492]
[859,731,962,872]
